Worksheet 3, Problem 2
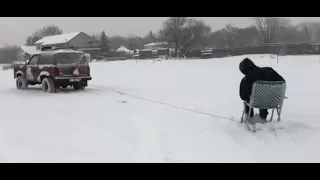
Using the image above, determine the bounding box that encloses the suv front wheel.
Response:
[16,76,28,89]
[42,77,56,93]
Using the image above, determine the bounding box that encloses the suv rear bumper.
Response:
[55,76,92,81]
[54,76,92,86]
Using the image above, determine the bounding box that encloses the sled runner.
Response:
[240,81,287,132]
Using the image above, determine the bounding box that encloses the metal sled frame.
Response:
[241,81,286,123]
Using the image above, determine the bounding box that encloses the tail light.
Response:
[81,67,90,76]
[87,67,90,76]
[53,67,60,77]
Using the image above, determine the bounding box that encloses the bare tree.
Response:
[179,19,211,56]
[314,29,320,44]
[159,17,188,57]
[275,26,305,44]
[159,17,211,58]
[223,23,239,48]
[25,36,41,46]
[25,25,63,46]
[128,42,139,50]
[32,25,63,38]
[303,25,312,43]
[253,17,290,44]
[25,36,33,46]
[208,25,260,49]
[234,26,261,47]
[144,30,157,44]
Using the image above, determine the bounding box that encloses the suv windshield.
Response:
[55,53,87,65]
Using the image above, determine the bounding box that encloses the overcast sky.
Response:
[0,17,319,45]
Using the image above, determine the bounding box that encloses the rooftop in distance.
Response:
[35,32,81,46]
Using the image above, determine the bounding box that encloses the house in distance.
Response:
[34,32,100,59]
[17,45,40,62]
[139,41,171,59]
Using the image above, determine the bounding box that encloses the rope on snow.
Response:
[91,84,240,123]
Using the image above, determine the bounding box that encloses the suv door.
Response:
[26,55,40,82]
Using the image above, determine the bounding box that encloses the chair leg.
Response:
[241,110,245,123]
[248,106,253,122]
[277,106,283,122]
[241,102,246,123]
[270,108,275,122]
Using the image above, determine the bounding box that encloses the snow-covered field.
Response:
[1,54,320,163]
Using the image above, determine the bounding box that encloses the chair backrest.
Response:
[249,81,286,109]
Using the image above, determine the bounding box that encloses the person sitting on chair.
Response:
[239,57,285,121]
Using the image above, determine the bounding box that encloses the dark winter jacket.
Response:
[239,58,285,101]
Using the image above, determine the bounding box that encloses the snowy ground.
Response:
[1,54,320,163]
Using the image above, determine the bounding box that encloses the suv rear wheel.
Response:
[42,77,56,93]
[16,76,28,89]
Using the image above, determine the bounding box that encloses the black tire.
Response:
[41,77,56,93]
[16,76,28,89]
[73,82,85,90]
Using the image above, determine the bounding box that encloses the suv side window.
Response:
[28,55,39,65]
[37,55,43,65]
[40,54,54,64]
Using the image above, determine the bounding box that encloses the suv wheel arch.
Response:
[16,70,24,78]
[37,71,50,82]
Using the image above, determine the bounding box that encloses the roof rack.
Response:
[41,46,78,51]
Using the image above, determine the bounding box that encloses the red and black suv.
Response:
[14,49,92,93]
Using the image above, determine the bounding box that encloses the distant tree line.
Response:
[92,17,320,58]
[0,45,20,64]
[23,17,320,57]
[2,17,320,64]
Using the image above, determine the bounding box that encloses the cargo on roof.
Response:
[41,49,84,55]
